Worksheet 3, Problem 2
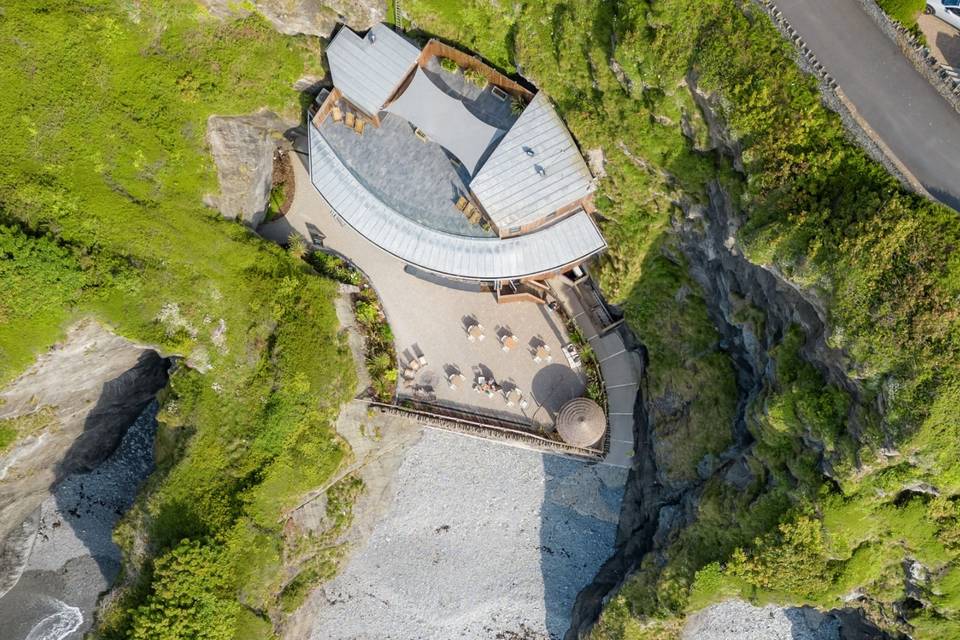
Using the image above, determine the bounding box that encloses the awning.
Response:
[385,68,503,175]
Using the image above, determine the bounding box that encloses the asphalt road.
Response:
[774,0,960,211]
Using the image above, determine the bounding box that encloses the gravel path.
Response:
[306,429,625,639]
[682,600,841,640]
[0,403,158,640]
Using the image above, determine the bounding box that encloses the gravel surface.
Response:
[682,599,841,640]
[306,429,625,640]
[0,403,158,640]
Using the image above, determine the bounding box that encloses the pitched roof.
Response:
[326,24,420,116]
[309,122,606,280]
[469,92,595,231]
[384,67,504,175]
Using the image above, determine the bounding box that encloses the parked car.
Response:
[927,0,960,32]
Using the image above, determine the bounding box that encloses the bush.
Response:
[130,539,241,640]
[463,67,487,88]
[439,56,459,73]
[728,516,833,597]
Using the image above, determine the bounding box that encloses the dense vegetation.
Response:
[0,1,359,638]
[401,0,960,638]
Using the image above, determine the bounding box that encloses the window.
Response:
[509,226,522,234]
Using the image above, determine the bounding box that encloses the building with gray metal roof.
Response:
[469,92,596,236]
[310,25,606,284]
[308,122,606,281]
[325,24,419,117]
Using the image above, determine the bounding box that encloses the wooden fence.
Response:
[365,400,605,460]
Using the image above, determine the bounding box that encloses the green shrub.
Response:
[439,56,459,73]
[130,539,241,640]
[728,516,833,598]
[463,67,487,88]
[877,0,926,28]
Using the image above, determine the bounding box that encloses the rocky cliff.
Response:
[0,320,169,597]
[568,77,892,639]
[206,109,293,226]
[198,0,385,38]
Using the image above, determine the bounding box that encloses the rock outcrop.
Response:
[206,109,292,226]
[198,0,385,38]
[0,320,169,596]
[568,71,887,639]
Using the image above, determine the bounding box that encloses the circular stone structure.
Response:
[556,397,606,447]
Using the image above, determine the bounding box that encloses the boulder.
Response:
[205,109,291,227]
[198,0,386,38]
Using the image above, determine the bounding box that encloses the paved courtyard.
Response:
[261,143,586,428]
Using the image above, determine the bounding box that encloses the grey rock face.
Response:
[198,0,385,38]
[206,109,290,226]
[0,320,168,594]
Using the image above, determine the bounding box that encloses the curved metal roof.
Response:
[308,122,606,281]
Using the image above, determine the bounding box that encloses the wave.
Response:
[24,599,82,640]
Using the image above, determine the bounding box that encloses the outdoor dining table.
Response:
[505,388,522,406]
[534,345,552,362]
[501,334,519,351]
[449,372,465,390]
[467,324,484,341]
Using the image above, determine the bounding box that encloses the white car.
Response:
[926,0,960,32]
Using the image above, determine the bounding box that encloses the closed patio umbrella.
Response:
[556,397,605,447]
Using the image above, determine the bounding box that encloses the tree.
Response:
[130,539,241,640]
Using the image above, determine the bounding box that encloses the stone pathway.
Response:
[549,279,640,469]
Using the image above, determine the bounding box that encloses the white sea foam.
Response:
[24,599,82,640]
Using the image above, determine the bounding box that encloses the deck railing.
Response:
[364,399,605,460]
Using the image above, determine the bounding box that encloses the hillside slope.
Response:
[399,1,960,638]
[0,2,358,637]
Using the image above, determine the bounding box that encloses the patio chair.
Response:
[418,355,427,367]
[403,368,416,380]
[409,359,421,371]
[455,195,469,212]
[331,105,343,123]
[519,399,529,410]
[344,112,355,128]
[354,118,365,135]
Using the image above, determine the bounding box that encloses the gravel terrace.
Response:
[306,428,626,639]
[918,13,960,67]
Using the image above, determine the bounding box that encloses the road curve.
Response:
[773,0,960,211]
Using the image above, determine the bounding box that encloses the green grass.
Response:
[0,407,58,453]
[878,0,927,28]
[0,1,354,638]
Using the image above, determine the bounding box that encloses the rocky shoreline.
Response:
[0,402,159,640]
